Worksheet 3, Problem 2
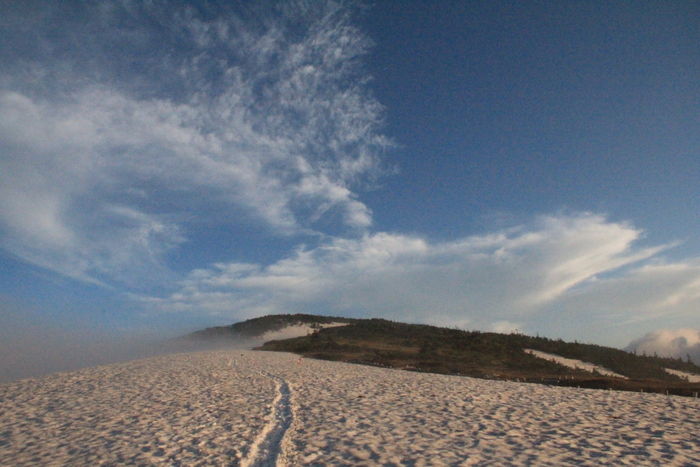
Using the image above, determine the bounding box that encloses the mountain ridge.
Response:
[187,314,700,397]
[184,313,357,341]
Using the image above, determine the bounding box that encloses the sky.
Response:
[2,0,700,373]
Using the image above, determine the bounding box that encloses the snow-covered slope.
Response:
[525,349,627,379]
[259,322,349,342]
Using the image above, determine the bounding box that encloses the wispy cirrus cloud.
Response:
[0,1,389,287]
[5,1,700,353]
[147,214,687,337]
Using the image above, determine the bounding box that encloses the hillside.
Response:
[184,313,357,341]
[252,315,700,397]
[187,314,700,397]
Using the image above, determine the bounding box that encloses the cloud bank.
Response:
[146,214,699,337]
[626,329,700,363]
[0,0,388,287]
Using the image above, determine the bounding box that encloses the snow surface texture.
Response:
[524,349,628,379]
[240,368,292,467]
[2,350,700,466]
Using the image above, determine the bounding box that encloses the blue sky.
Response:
[2,1,700,362]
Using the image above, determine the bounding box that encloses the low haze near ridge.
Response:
[1,0,700,372]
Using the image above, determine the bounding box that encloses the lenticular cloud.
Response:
[0,1,388,287]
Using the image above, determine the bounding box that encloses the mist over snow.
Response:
[626,329,700,363]
[0,300,256,383]
[2,0,700,364]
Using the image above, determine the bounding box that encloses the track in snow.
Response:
[240,369,293,467]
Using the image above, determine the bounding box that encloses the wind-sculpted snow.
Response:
[1,350,700,466]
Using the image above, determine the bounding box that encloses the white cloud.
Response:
[547,258,700,325]
[625,329,700,362]
[151,214,678,333]
[5,2,700,350]
[0,1,388,286]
